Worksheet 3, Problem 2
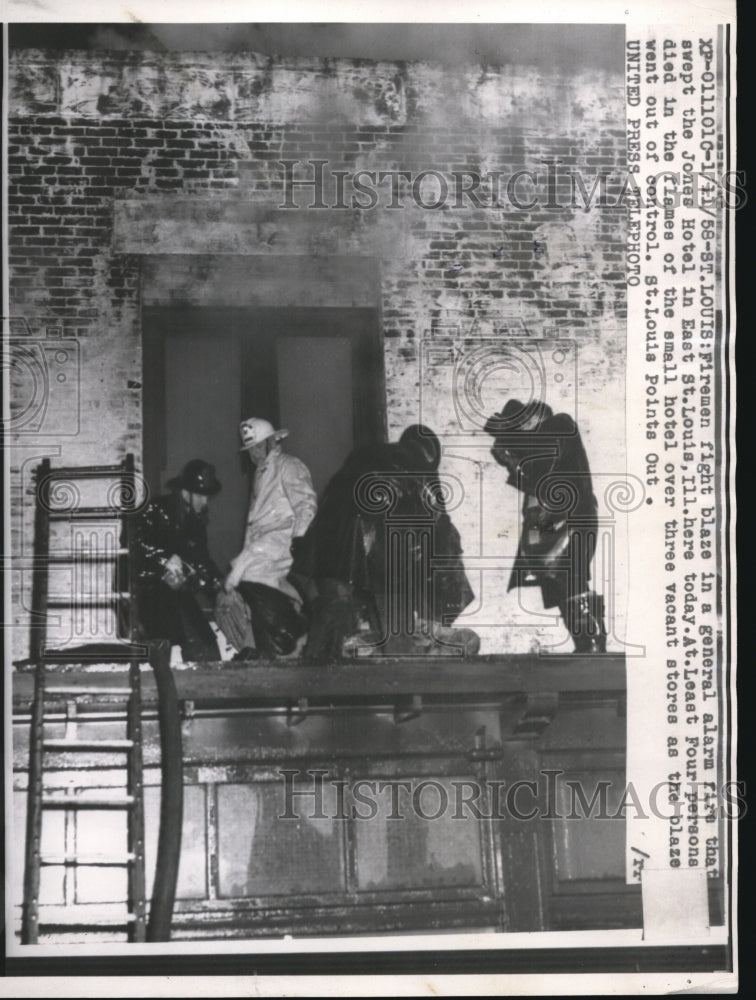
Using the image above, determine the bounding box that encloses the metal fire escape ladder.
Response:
[21,456,148,944]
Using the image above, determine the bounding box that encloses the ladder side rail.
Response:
[20,665,46,944]
[21,459,52,944]
[29,458,51,663]
[121,454,140,645]
[123,455,148,941]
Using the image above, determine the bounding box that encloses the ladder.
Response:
[21,456,148,944]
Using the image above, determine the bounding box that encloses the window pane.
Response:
[352,778,484,891]
[144,784,207,900]
[552,770,626,881]
[217,783,345,897]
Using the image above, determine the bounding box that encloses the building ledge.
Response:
[13,653,626,712]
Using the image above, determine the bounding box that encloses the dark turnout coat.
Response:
[297,443,402,596]
[132,492,223,595]
[295,442,474,625]
[128,492,223,656]
[410,473,475,625]
[488,411,598,609]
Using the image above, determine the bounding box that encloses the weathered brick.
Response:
[7,48,628,658]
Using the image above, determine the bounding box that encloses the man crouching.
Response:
[132,459,224,663]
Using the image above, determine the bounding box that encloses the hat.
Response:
[484,399,552,436]
[239,417,289,451]
[166,459,222,496]
[398,424,442,472]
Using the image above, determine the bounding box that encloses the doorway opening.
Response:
[142,306,385,571]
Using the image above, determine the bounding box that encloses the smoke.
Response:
[11,22,624,72]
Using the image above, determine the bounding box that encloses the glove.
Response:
[162,554,186,591]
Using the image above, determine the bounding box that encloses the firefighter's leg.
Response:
[555,528,607,653]
[559,591,607,653]
[177,592,221,662]
[303,578,353,663]
[236,582,307,658]
[236,583,279,659]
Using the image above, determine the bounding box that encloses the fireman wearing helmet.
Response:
[224,417,317,658]
[131,458,224,662]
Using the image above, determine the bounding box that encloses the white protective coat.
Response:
[227,446,317,600]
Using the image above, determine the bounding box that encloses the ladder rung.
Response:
[40,853,134,867]
[44,684,133,696]
[37,905,136,927]
[47,595,128,605]
[42,794,135,809]
[43,739,134,751]
[43,465,128,479]
[47,550,128,562]
[42,647,145,664]
[48,507,128,519]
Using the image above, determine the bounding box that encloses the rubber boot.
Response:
[562,591,607,653]
[303,579,353,664]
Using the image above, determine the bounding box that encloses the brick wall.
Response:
[8,49,628,657]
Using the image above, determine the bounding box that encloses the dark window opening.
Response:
[142,305,385,571]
